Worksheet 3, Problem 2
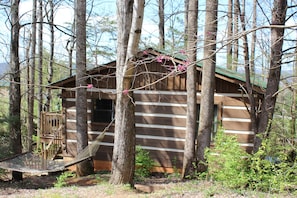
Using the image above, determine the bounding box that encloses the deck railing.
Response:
[40,111,65,160]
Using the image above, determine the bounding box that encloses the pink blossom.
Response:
[143,50,148,55]
[156,56,163,63]
[178,64,187,72]
[122,89,129,95]
[168,65,174,71]
[87,84,93,89]
[179,49,186,54]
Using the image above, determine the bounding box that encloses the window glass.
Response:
[93,99,114,123]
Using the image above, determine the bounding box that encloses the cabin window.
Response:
[93,99,114,123]
[197,104,218,141]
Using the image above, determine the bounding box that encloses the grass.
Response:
[1,171,296,198]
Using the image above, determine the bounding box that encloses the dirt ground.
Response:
[0,171,296,198]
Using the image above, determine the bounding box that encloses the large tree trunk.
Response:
[9,0,22,181]
[37,0,43,150]
[232,0,239,71]
[250,0,257,75]
[184,0,189,48]
[75,0,94,177]
[66,1,76,77]
[226,0,233,69]
[27,0,37,152]
[254,0,287,152]
[196,0,218,172]
[45,0,54,111]
[158,0,165,49]
[110,0,144,185]
[182,0,198,178]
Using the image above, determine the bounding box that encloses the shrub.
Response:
[135,145,155,180]
[204,128,250,188]
[248,137,297,192]
[54,171,75,188]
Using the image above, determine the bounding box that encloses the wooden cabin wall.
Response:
[62,88,254,172]
[59,60,259,171]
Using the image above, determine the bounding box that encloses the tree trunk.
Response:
[254,0,287,152]
[196,0,218,172]
[45,0,54,111]
[9,0,22,181]
[75,0,94,177]
[110,0,144,185]
[66,1,76,77]
[37,0,43,150]
[250,0,257,75]
[236,0,258,148]
[232,0,239,71]
[158,0,165,49]
[226,0,233,69]
[182,0,198,178]
[184,0,189,48]
[27,0,37,152]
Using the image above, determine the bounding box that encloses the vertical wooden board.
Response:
[167,76,174,90]
[174,75,180,90]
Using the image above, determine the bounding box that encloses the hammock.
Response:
[0,120,113,174]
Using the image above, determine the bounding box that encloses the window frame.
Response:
[92,98,115,123]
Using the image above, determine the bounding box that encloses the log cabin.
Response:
[49,48,265,173]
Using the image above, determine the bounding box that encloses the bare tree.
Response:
[66,1,76,77]
[226,0,233,69]
[236,0,258,153]
[27,0,37,152]
[254,0,287,151]
[158,0,165,49]
[109,0,145,185]
[232,0,239,71]
[184,0,189,48]
[45,0,54,111]
[9,0,22,181]
[37,0,43,148]
[250,0,257,75]
[182,0,198,178]
[75,0,94,177]
[196,0,218,172]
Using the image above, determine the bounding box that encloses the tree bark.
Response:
[27,0,37,152]
[196,0,218,172]
[250,0,257,75]
[9,0,22,181]
[182,0,198,178]
[254,0,287,152]
[184,0,189,48]
[37,0,43,150]
[45,0,54,111]
[110,0,144,185]
[232,0,239,71]
[158,0,165,49]
[75,0,94,176]
[226,0,233,69]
